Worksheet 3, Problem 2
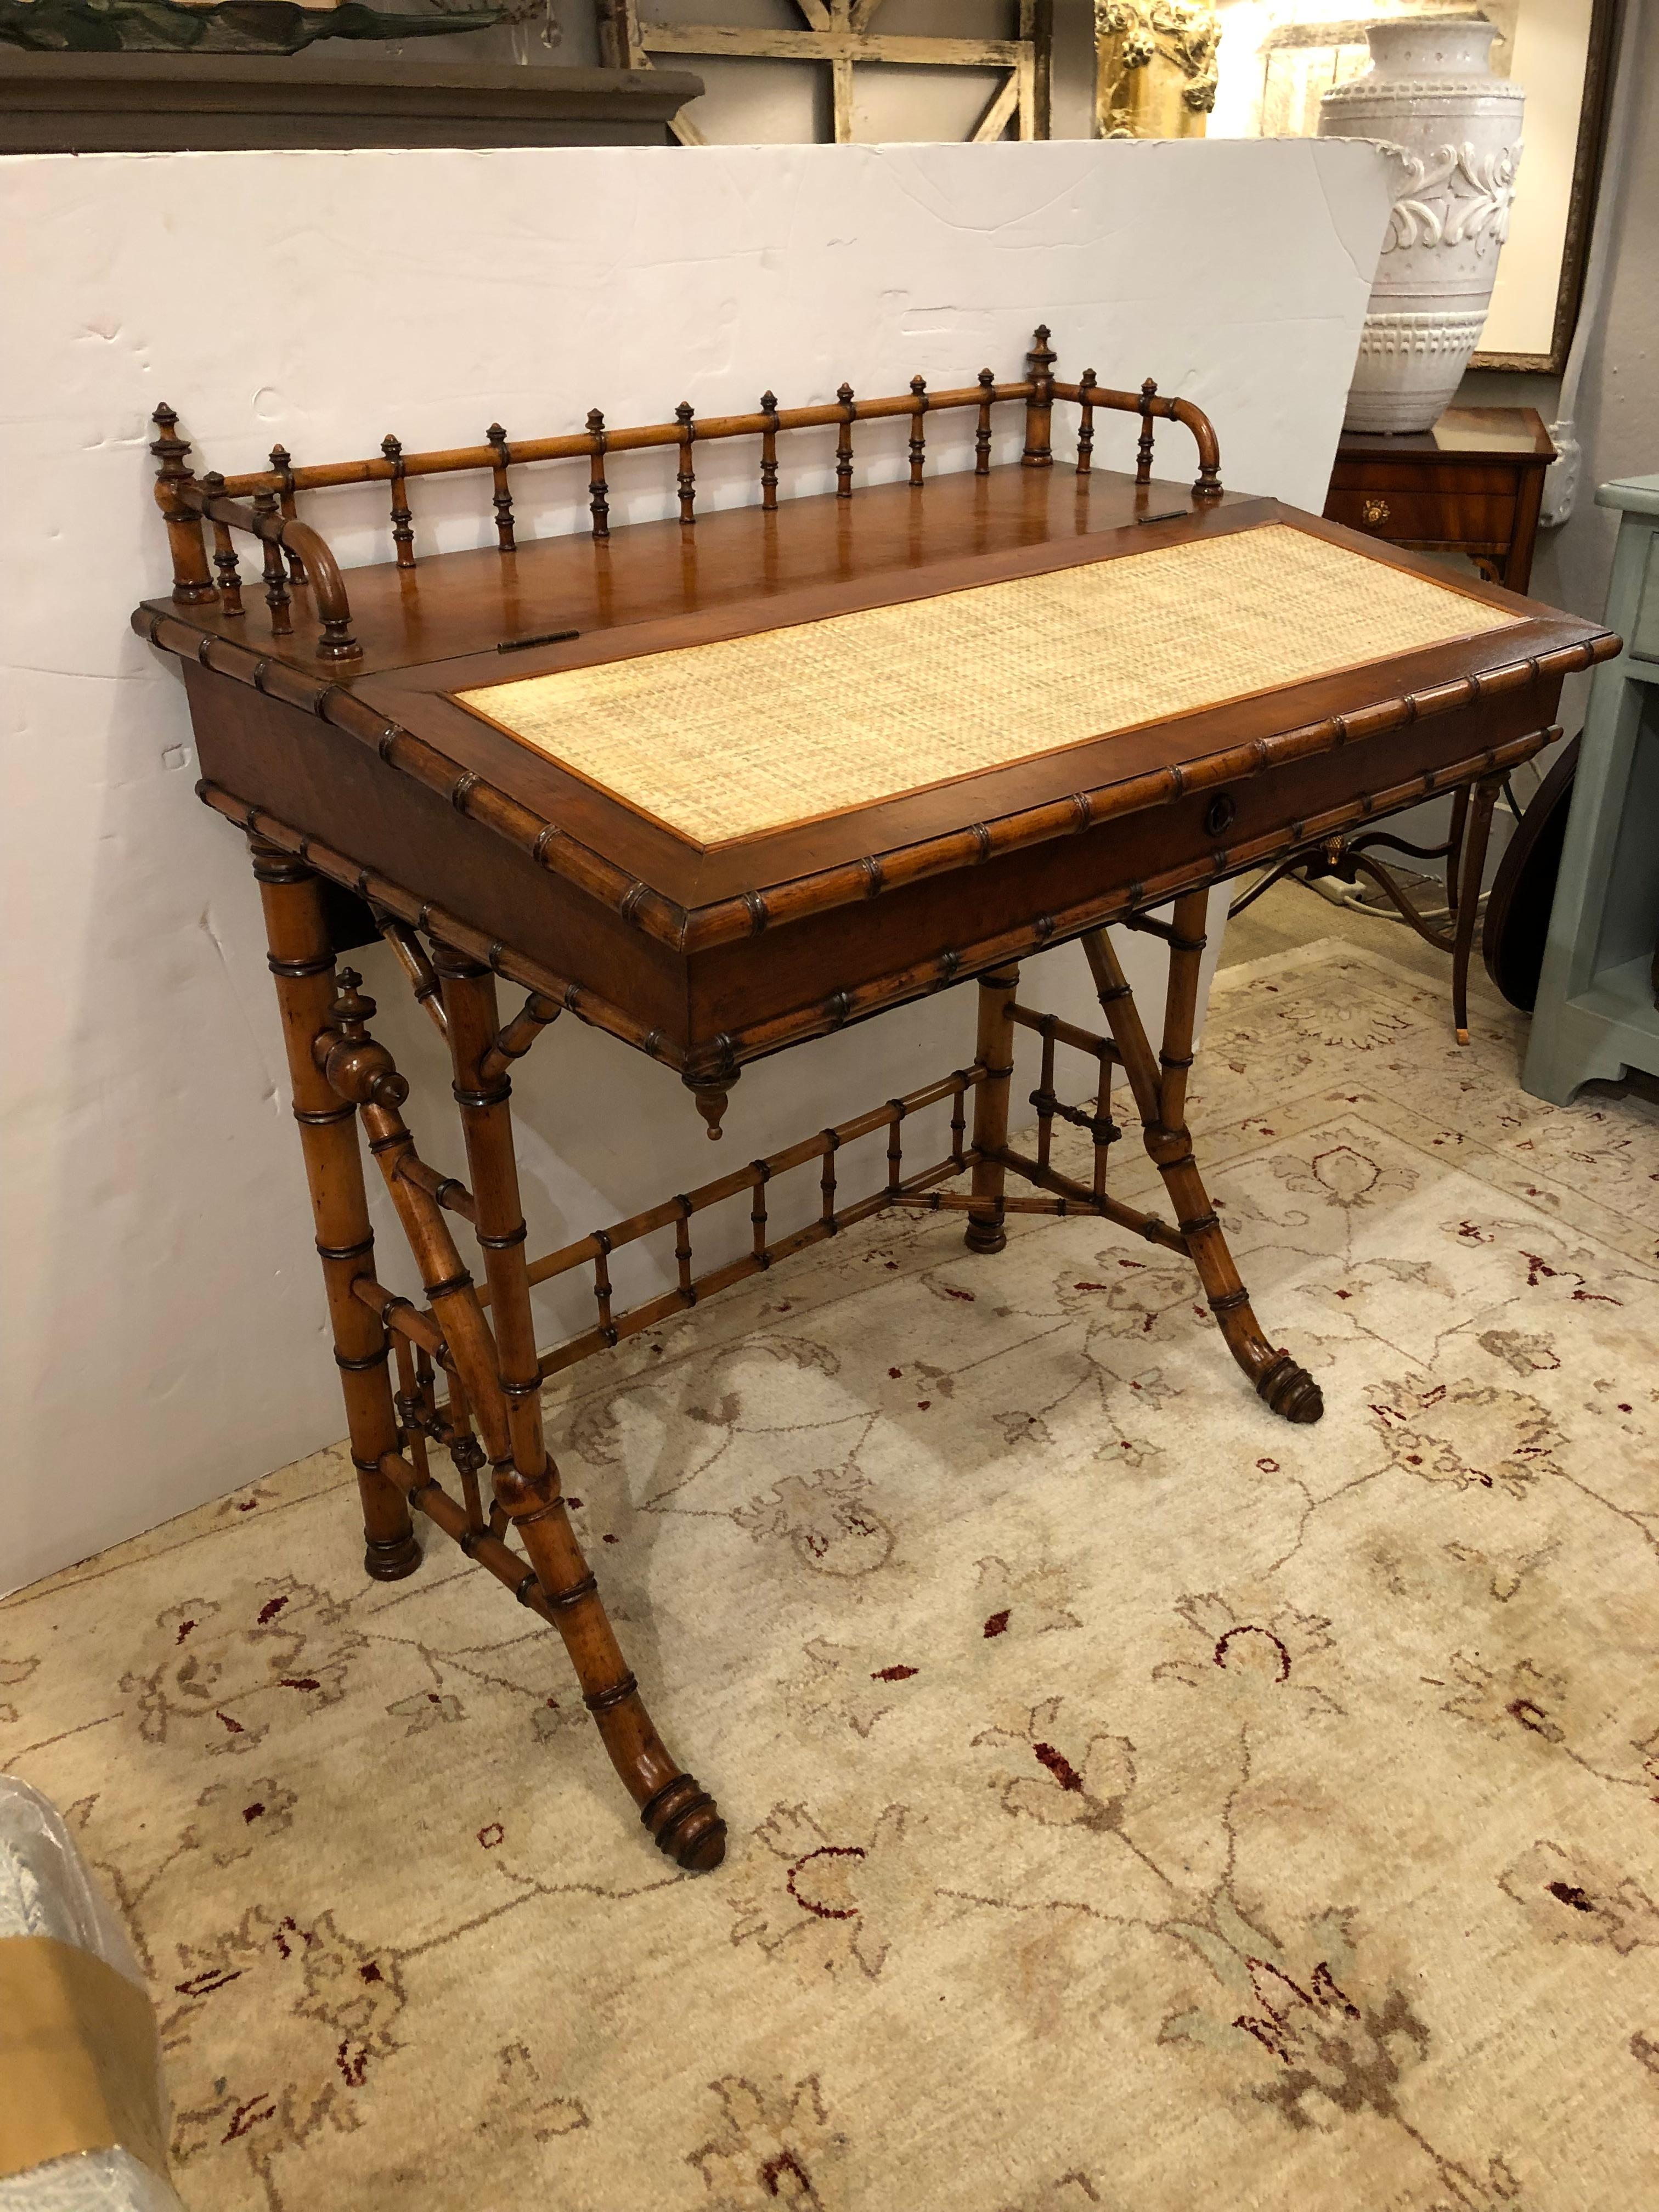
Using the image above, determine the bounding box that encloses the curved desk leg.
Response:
[964,963,1020,1254]
[429,946,725,1872]
[251,840,420,1582]
[1082,899,1324,1425]
[1452,774,1500,1045]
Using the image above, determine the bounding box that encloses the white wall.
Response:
[0,137,1393,1591]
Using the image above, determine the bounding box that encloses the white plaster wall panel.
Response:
[1,138,1392,1590]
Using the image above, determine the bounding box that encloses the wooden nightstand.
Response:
[1324,406,1555,592]
[1232,405,1562,1041]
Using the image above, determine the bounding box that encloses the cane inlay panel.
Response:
[455,523,1520,846]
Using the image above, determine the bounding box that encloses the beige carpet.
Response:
[4,939,1656,2212]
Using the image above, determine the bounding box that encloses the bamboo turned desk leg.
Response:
[964,964,1020,1254]
[429,947,726,1872]
[1452,774,1500,1046]
[249,840,420,1581]
[1082,906,1324,1425]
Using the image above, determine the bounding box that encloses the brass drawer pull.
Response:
[1362,496,1390,527]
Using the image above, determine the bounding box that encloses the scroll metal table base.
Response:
[1230,771,1503,1043]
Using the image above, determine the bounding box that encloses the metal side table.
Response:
[1523,473,1659,1103]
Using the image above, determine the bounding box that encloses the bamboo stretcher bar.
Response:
[1009,1004,1120,1061]
[886,1189,1088,1216]
[524,1064,984,1289]
[375,1448,573,1630]
[353,1277,448,1358]
[210,384,1035,499]
[999,1148,1188,1253]
[537,1152,977,1379]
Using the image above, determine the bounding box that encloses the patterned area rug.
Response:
[4,939,1656,2212]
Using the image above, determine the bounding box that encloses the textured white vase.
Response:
[1319,16,1523,434]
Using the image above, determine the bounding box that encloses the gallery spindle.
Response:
[760,391,780,511]
[675,401,696,526]
[383,435,415,570]
[1136,380,1158,486]
[487,424,516,552]
[587,410,610,540]
[1076,368,1097,476]
[909,376,928,487]
[268,442,308,583]
[975,367,996,474]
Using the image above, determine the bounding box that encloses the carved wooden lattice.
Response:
[595,1,1053,146]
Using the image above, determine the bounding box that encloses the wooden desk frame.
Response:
[137,333,1615,1871]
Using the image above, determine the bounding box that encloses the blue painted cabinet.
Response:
[1523,474,1659,1104]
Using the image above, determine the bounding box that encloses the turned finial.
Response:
[323,971,408,1109]
[691,1087,727,1141]
[332,968,376,1035]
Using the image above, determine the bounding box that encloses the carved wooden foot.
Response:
[1254,1351,1325,1424]
[362,1527,423,1581]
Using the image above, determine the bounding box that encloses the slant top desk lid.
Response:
[452,522,1522,849]
[137,330,1618,947]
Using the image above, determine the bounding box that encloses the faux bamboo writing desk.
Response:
[137,332,1617,1872]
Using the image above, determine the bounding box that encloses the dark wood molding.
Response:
[1468,0,1619,377]
[0,54,704,153]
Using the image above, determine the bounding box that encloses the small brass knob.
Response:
[1362,496,1390,527]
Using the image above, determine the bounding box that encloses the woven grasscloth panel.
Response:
[456,523,1521,846]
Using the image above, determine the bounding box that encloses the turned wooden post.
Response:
[1084,908,1323,1424]
[149,404,217,607]
[322,952,725,1871]
[249,840,420,1579]
[964,963,1020,1254]
[1022,326,1055,469]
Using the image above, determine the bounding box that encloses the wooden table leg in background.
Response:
[964,964,1019,1254]
[1443,782,1471,930]
[1452,773,1502,1044]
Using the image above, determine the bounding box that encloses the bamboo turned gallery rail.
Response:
[149,328,1222,663]
[138,322,1618,1878]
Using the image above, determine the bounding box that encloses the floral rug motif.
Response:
[3,939,1656,2212]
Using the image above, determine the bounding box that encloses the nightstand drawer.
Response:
[1324,484,1516,550]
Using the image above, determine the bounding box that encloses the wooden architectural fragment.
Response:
[596,0,1053,149]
